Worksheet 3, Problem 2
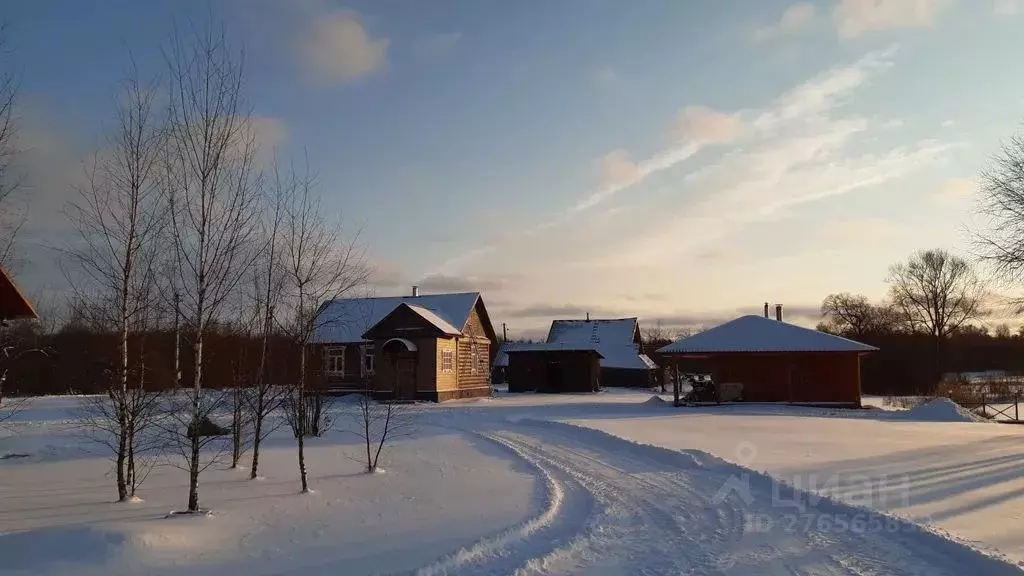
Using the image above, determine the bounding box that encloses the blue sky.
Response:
[9,0,1024,336]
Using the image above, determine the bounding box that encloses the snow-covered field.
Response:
[3,390,1024,575]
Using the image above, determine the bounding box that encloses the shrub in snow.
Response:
[187,416,230,438]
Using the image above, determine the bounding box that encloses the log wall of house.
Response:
[455,305,492,390]
[435,337,458,392]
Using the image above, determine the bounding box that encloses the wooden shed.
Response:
[506,345,603,394]
[657,314,877,407]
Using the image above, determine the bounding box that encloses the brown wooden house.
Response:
[311,289,497,402]
[657,313,877,407]
[0,266,38,321]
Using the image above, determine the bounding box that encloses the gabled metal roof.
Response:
[658,315,877,354]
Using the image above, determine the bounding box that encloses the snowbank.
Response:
[901,398,986,423]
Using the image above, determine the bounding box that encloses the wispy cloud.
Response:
[833,0,946,38]
[571,106,743,213]
[301,11,389,84]
[754,3,817,41]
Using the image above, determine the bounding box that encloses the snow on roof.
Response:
[403,303,462,335]
[503,342,605,357]
[657,315,878,354]
[546,318,655,371]
[313,292,480,343]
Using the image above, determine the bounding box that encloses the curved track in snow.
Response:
[419,418,1024,576]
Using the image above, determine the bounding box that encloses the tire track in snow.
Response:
[413,429,593,576]
[419,418,1024,575]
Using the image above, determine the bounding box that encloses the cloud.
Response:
[834,0,945,38]
[570,105,742,213]
[816,217,901,246]
[672,106,745,144]
[416,273,512,293]
[431,49,955,322]
[934,178,976,203]
[302,11,389,83]
[755,3,817,41]
[502,303,630,319]
[940,119,955,128]
[597,150,640,186]
[994,0,1024,15]
[414,32,462,61]
[590,48,954,269]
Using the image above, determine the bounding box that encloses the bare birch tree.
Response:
[278,160,368,493]
[164,24,262,512]
[247,162,288,480]
[65,67,166,502]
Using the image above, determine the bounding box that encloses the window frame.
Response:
[361,344,375,377]
[324,346,346,376]
[441,349,454,373]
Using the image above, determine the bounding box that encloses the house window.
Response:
[441,350,454,373]
[361,344,375,377]
[325,346,345,376]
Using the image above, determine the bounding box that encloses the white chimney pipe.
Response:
[412,285,419,297]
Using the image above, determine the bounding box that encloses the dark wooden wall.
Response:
[507,351,600,393]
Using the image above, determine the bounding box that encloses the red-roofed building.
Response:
[0,266,37,322]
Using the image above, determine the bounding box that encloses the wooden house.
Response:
[545,317,657,387]
[657,312,877,407]
[311,288,497,402]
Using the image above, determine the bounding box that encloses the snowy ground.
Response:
[2,391,1024,575]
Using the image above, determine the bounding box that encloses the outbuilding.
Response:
[545,317,657,387]
[657,314,877,407]
[506,344,603,394]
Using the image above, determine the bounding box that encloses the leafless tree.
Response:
[347,386,414,474]
[163,24,262,512]
[0,24,23,268]
[278,159,368,493]
[887,249,986,384]
[64,66,166,502]
[246,161,288,480]
[977,132,1024,308]
[0,319,43,424]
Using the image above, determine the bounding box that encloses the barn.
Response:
[657,314,877,407]
[546,317,657,387]
[505,344,603,394]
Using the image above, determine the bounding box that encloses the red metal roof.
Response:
[0,266,38,321]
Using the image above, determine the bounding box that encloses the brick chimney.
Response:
[763,302,769,318]
[412,285,419,297]
[775,304,783,322]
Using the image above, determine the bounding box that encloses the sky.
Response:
[7,0,1024,338]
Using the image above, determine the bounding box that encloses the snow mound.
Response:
[643,395,668,406]
[902,398,985,423]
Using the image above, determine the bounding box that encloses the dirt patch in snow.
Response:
[901,398,986,423]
